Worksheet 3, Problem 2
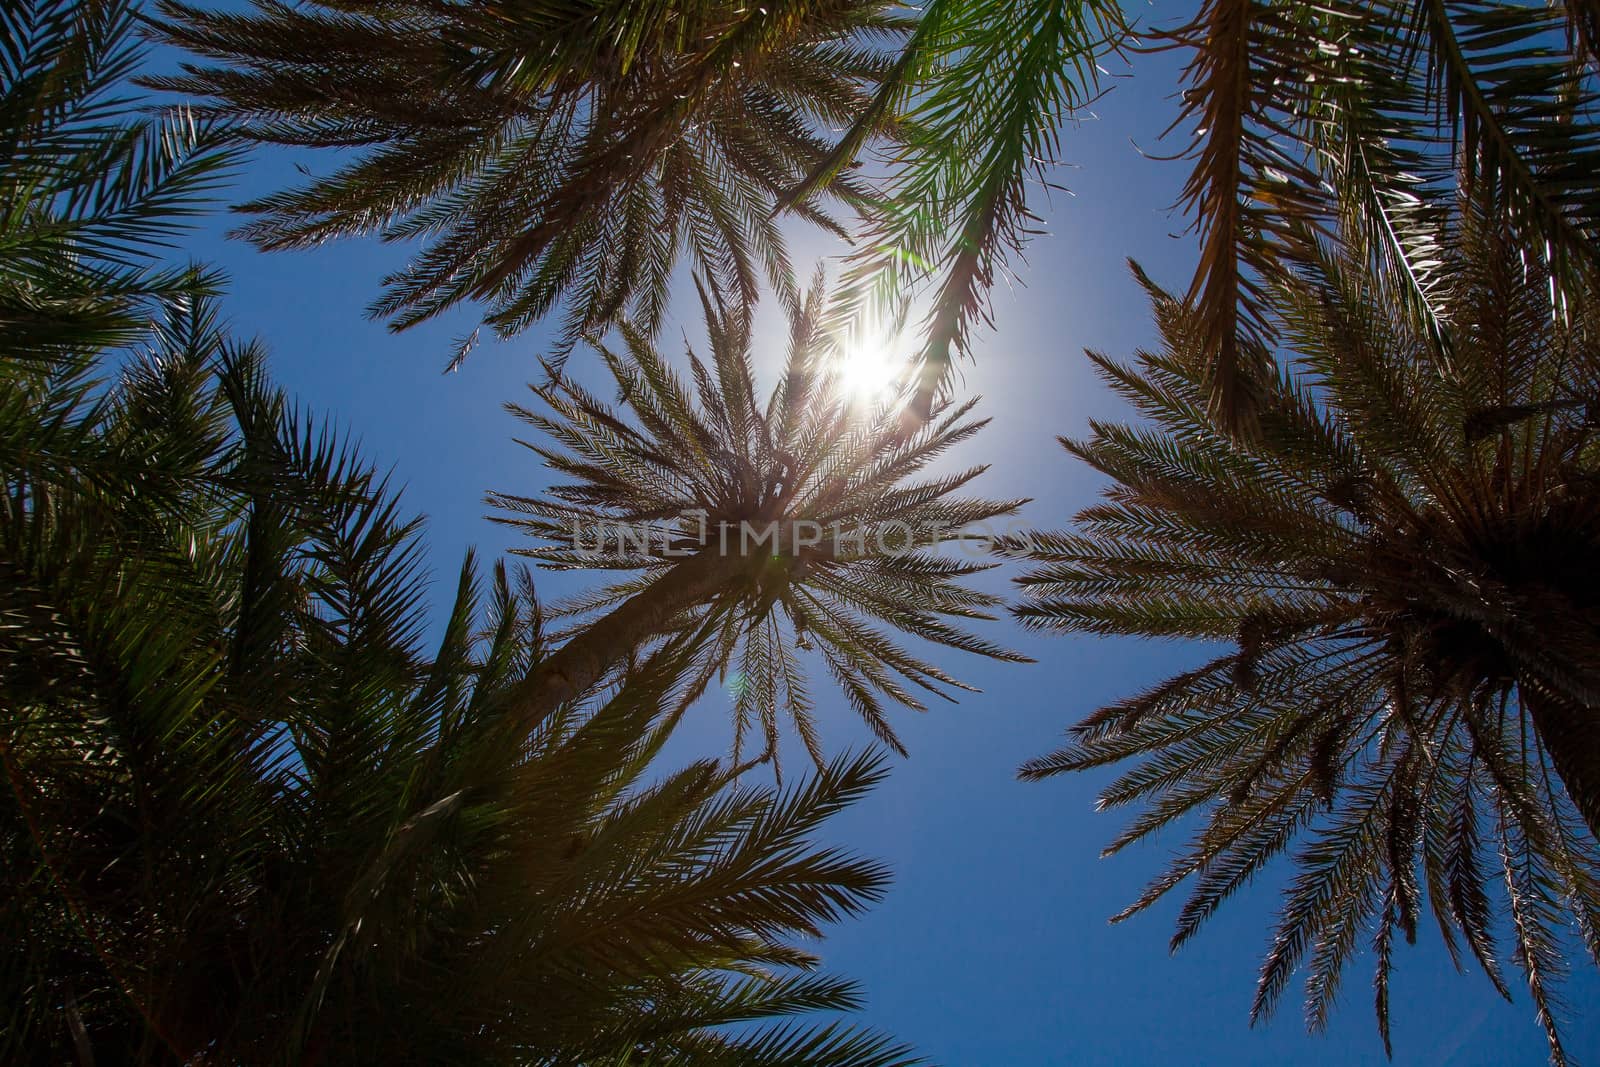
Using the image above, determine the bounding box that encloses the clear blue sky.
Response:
[155,23,1597,1067]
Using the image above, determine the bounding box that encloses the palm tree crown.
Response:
[1007,203,1600,1060]
[147,0,907,361]
[492,284,1028,769]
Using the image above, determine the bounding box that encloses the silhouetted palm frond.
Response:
[147,0,909,362]
[1,0,239,360]
[1007,196,1600,1063]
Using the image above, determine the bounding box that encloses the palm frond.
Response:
[147,0,908,363]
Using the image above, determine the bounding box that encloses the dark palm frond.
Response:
[1,0,240,361]
[491,279,1028,771]
[1006,194,1600,1062]
[1,288,920,1065]
[145,0,910,363]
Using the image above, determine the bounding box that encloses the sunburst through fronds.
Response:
[491,281,1029,771]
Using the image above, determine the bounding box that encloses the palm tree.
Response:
[4,17,916,1054]
[491,282,1028,769]
[1005,200,1600,1061]
[145,0,909,364]
[2,0,238,359]
[2,292,920,1066]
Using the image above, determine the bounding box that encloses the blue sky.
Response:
[155,21,1598,1067]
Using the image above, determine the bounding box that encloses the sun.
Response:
[834,332,908,407]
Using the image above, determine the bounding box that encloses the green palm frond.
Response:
[1007,195,1600,1062]
[783,0,1126,423]
[146,0,909,363]
[492,279,1027,770]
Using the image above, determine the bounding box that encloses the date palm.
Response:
[4,25,915,1054]
[1006,202,1600,1060]
[491,283,1027,769]
[145,0,908,363]
[2,292,919,1066]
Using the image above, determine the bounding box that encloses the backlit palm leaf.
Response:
[491,280,1028,769]
[782,0,1126,422]
[1160,0,1600,428]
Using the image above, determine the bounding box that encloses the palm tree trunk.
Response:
[1523,686,1600,842]
[502,551,739,725]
